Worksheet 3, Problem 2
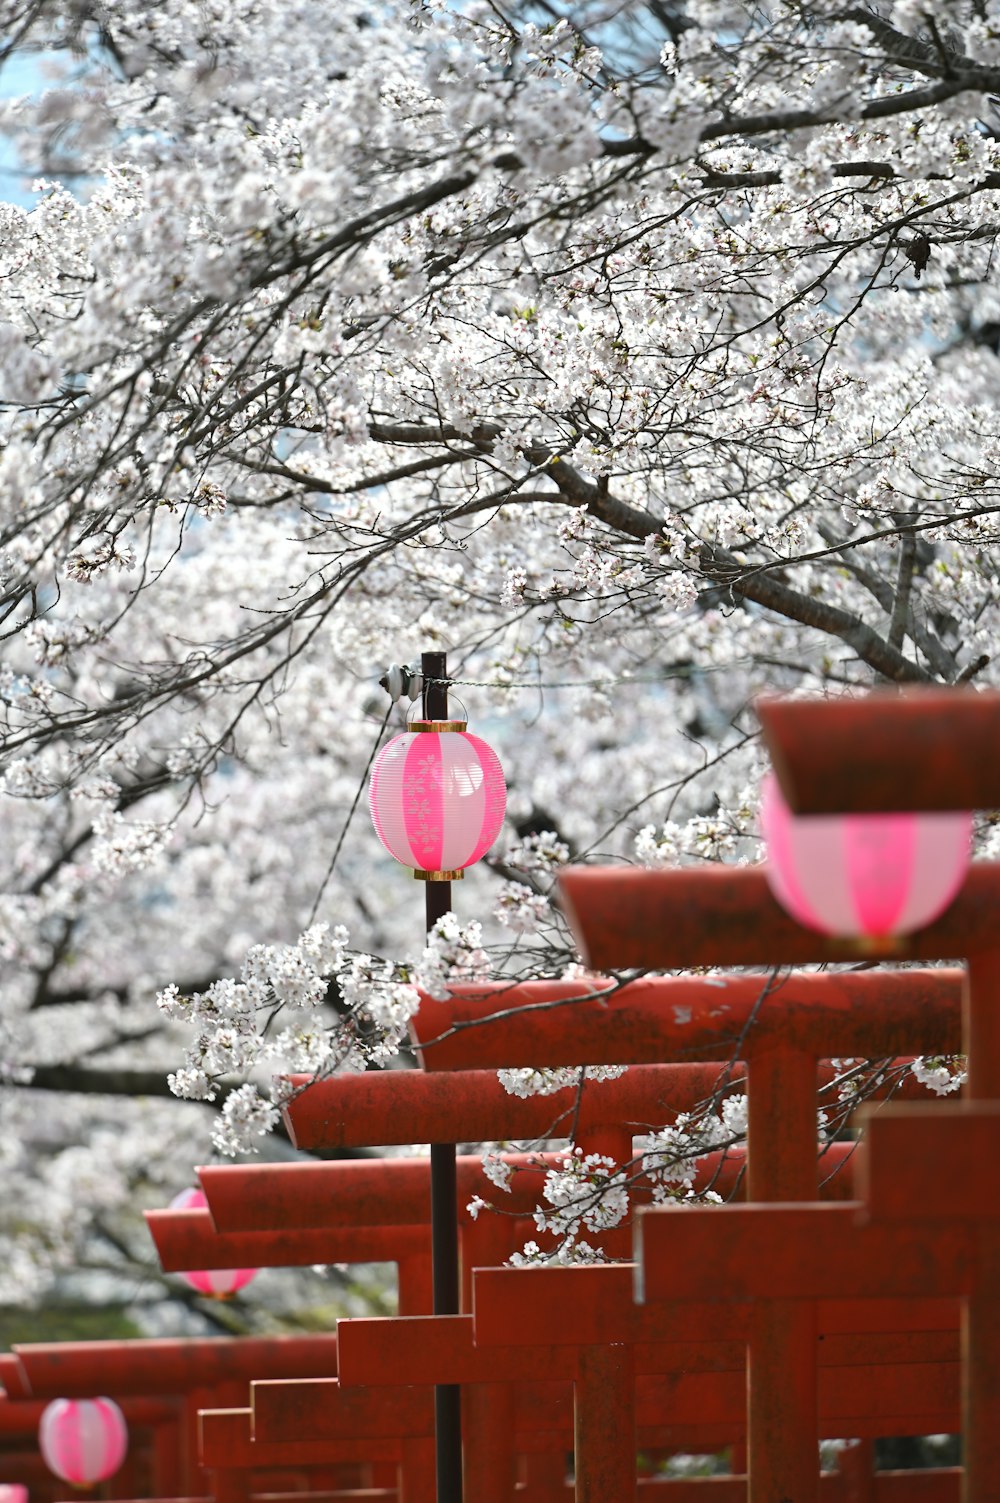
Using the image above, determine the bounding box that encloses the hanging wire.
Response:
[306,700,394,925]
[426,662,753,692]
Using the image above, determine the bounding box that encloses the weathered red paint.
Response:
[557,863,1000,969]
[0,1353,31,1399]
[96,1496,397,1503]
[756,688,1000,814]
[198,1409,405,1469]
[10,1335,340,1396]
[281,1062,749,1148]
[251,1379,434,1443]
[0,1394,177,1430]
[41,1478,966,1503]
[575,1344,636,1503]
[635,1202,977,1301]
[960,948,1000,1503]
[242,1365,960,1448]
[336,1311,957,1388]
[197,1153,561,1233]
[745,1042,820,1502]
[411,970,961,1069]
[856,1101,1000,1222]
[146,1209,431,1269]
[471,1263,961,1349]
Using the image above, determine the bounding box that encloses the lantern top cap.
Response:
[408,718,468,733]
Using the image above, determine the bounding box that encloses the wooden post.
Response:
[963,949,1000,1503]
[421,647,462,1503]
[573,1344,635,1503]
[746,1044,819,1503]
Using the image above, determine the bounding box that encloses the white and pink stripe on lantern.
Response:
[168,1187,259,1297]
[760,773,971,939]
[38,1397,128,1486]
[369,722,506,879]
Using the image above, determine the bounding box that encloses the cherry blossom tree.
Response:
[0,0,995,1317]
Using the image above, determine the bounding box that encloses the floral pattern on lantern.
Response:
[169,1187,259,1296]
[760,773,971,938]
[39,1398,128,1485]
[370,726,506,876]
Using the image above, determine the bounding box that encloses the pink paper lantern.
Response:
[369,722,506,878]
[38,1398,127,1486]
[0,1486,29,1503]
[169,1187,259,1297]
[760,773,971,938]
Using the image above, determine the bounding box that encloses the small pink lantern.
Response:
[369,719,506,879]
[38,1398,127,1486]
[0,1486,29,1503]
[168,1187,259,1297]
[760,773,971,939]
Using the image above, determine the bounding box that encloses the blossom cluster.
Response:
[161,923,419,1154]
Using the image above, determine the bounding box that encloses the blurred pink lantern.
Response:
[369,720,506,879]
[0,1487,29,1503]
[760,773,971,938]
[169,1187,259,1297]
[38,1398,127,1486]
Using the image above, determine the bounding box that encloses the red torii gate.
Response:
[1,1335,347,1502]
[407,969,966,1498]
[756,687,1000,815]
[222,967,956,1496]
[555,691,1000,1503]
[144,1066,729,1501]
[0,1389,179,1503]
[197,1060,829,1500]
[272,1006,958,1500]
[557,869,1000,1501]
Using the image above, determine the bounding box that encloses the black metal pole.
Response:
[422,649,463,1503]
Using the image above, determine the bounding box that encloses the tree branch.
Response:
[698,541,933,683]
[887,527,917,650]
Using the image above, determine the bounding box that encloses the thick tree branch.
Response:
[368,420,935,682]
[698,542,932,683]
[887,527,918,650]
[814,521,956,680]
[18,1063,180,1095]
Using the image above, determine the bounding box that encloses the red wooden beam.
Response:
[411,970,961,1070]
[101,1490,393,1503]
[556,863,1000,969]
[95,1484,964,1503]
[856,1100,1000,1222]
[197,1154,560,1234]
[188,1142,868,1248]
[0,1394,177,1431]
[245,1366,959,1445]
[145,1210,431,1271]
[635,1202,977,1302]
[280,1063,749,1149]
[335,1312,956,1389]
[250,1380,434,1443]
[10,1334,340,1397]
[470,1265,960,1348]
[198,1410,405,1469]
[336,1317,575,1388]
[757,688,1000,814]
[0,1354,31,1399]
[95,1496,397,1503]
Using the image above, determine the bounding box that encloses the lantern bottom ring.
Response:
[823,933,908,958]
[410,867,465,882]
